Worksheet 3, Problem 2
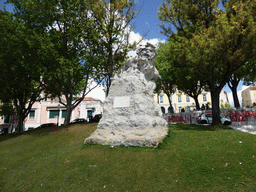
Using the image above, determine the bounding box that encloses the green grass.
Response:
[0,123,256,191]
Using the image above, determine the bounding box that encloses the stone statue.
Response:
[84,43,168,147]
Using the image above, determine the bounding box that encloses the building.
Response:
[155,89,229,114]
[241,86,256,107]
[220,90,229,105]
[0,96,103,130]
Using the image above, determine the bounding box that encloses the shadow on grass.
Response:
[0,123,97,143]
[170,123,233,132]
[0,126,67,143]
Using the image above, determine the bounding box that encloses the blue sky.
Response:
[132,0,167,41]
[0,0,249,104]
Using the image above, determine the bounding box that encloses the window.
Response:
[161,107,165,114]
[246,101,249,107]
[245,92,248,97]
[62,110,67,118]
[160,96,163,103]
[186,95,190,102]
[178,94,182,102]
[49,110,59,119]
[29,110,35,119]
[203,94,207,101]
[187,106,190,112]
[179,107,182,113]
[87,110,93,117]
[169,95,172,102]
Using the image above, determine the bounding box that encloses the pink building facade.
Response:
[0,96,103,130]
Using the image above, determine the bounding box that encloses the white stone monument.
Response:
[84,43,168,147]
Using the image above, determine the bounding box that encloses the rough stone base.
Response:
[84,126,168,147]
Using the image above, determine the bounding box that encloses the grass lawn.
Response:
[0,123,255,191]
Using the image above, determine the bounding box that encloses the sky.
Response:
[0,0,250,105]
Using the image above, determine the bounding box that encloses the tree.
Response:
[159,0,256,125]
[243,61,256,86]
[7,0,107,125]
[88,0,140,97]
[175,71,205,111]
[155,42,176,113]
[0,10,48,132]
[170,36,208,110]
[224,0,256,109]
[155,40,205,113]
[221,103,231,109]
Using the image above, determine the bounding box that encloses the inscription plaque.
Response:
[113,96,130,108]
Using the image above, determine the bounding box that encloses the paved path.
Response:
[229,125,256,135]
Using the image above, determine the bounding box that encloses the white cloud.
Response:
[128,31,166,57]
[83,80,106,102]
[86,85,106,102]
[142,38,166,46]
[129,31,143,44]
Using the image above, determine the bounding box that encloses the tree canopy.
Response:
[4,0,141,126]
[0,10,50,132]
[88,0,140,96]
[158,0,256,124]
[155,41,176,113]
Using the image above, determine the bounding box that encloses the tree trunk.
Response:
[64,95,73,125]
[231,86,240,108]
[210,88,221,125]
[228,77,240,109]
[193,96,200,110]
[166,93,174,113]
[17,111,24,133]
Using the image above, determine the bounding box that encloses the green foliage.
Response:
[155,34,207,110]
[158,0,256,124]
[6,0,141,124]
[88,0,141,96]
[243,61,256,86]
[0,103,15,117]
[155,41,176,93]
[220,103,232,109]
[155,42,177,113]
[6,0,109,125]
[158,0,219,37]
[0,10,48,132]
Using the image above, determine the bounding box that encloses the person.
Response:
[201,104,205,110]
[206,103,209,110]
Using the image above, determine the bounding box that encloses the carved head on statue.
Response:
[122,43,159,82]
